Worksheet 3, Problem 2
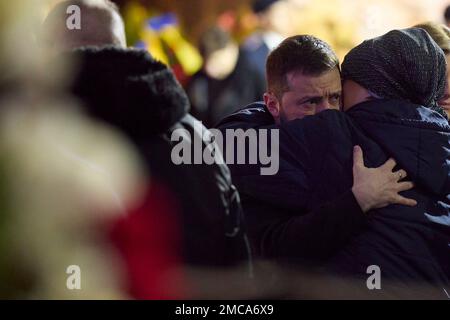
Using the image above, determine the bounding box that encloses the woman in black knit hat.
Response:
[233,27,450,298]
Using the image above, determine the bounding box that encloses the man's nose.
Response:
[318,100,333,112]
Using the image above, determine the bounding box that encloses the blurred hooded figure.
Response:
[228,28,450,298]
[42,0,251,299]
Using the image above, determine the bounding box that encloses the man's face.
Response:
[265,67,342,123]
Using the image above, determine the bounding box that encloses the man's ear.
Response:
[264,92,281,120]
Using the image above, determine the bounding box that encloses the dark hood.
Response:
[342,28,447,117]
[66,46,189,139]
[348,99,450,196]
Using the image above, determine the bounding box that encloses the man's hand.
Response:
[351,145,417,213]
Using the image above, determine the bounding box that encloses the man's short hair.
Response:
[266,35,339,97]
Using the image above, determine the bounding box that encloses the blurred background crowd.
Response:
[0,0,449,299]
[45,0,450,126]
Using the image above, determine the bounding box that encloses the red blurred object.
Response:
[171,63,189,86]
[110,182,186,299]
[217,10,237,32]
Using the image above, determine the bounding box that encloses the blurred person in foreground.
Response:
[42,0,252,298]
[186,26,265,128]
[0,0,144,299]
[414,22,450,117]
[217,35,416,268]
[225,28,450,298]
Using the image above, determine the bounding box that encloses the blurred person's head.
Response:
[445,5,450,27]
[264,35,341,124]
[0,0,76,97]
[252,0,279,15]
[341,28,447,119]
[252,0,291,36]
[414,22,450,116]
[199,26,239,80]
[42,0,126,51]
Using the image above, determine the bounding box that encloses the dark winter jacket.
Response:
[217,102,366,265]
[219,99,450,295]
[66,46,251,269]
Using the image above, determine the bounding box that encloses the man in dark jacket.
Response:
[42,0,251,271]
[223,29,450,297]
[217,35,416,266]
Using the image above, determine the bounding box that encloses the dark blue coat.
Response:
[218,99,450,295]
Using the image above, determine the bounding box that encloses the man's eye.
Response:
[299,102,314,108]
[306,98,321,105]
[330,94,341,101]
